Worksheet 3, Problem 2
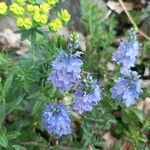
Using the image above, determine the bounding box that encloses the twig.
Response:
[118,0,150,41]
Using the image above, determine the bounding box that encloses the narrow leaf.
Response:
[12,145,27,150]
[0,134,8,148]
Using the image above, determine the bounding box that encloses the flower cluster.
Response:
[43,103,71,137]
[44,30,142,138]
[112,31,140,75]
[49,9,71,31]
[111,31,142,106]
[1,1,70,30]
[0,2,8,14]
[48,51,83,92]
[48,33,102,110]
[44,33,102,137]
[10,3,25,15]
[49,18,63,31]
[110,71,142,106]
[72,76,102,114]
[17,17,32,30]
[58,9,71,23]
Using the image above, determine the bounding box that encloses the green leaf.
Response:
[31,32,36,49]
[12,145,27,150]
[121,108,130,124]
[7,131,21,140]
[114,140,122,150]
[0,134,8,148]
[0,104,6,122]
[6,103,23,111]
[4,73,14,95]
[132,108,144,122]
[31,101,43,116]
[36,29,49,39]
[27,0,36,3]
[36,0,45,4]
[20,30,31,41]
[115,123,124,134]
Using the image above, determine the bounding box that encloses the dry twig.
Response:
[118,0,150,41]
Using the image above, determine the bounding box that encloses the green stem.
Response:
[31,31,36,52]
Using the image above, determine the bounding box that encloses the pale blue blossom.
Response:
[112,33,140,74]
[72,76,102,114]
[48,51,83,92]
[110,71,142,106]
[43,103,71,137]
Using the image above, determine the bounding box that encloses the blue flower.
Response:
[72,77,102,114]
[43,103,71,137]
[48,51,83,92]
[112,33,140,74]
[110,71,142,106]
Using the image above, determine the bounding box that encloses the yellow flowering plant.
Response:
[27,4,34,12]
[0,0,71,48]
[58,9,71,23]
[49,18,63,31]
[17,17,32,30]
[10,3,25,15]
[6,0,70,31]
[40,2,50,14]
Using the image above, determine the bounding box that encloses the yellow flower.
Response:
[17,17,24,27]
[14,0,26,5]
[23,18,32,30]
[33,5,40,13]
[40,15,48,24]
[10,3,24,15]
[58,9,71,23]
[0,2,8,14]
[33,13,41,23]
[47,0,58,6]
[49,18,62,31]
[40,2,50,14]
[17,17,32,30]
[27,4,34,13]
[33,13,48,24]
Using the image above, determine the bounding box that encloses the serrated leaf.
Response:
[0,134,8,148]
